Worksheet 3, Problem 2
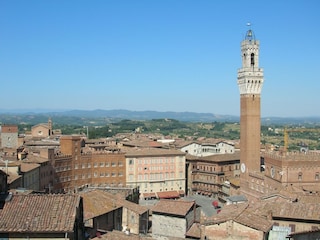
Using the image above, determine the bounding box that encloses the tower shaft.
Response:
[237,28,264,185]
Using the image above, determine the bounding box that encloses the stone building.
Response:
[1,124,18,149]
[176,139,235,157]
[152,199,200,239]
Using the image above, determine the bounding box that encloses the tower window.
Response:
[251,53,255,66]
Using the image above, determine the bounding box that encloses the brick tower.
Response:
[237,25,264,189]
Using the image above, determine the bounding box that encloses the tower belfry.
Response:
[237,25,264,188]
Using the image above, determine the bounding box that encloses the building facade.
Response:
[56,135,126,193]
[186,152,240,201]
[125,148,186,198]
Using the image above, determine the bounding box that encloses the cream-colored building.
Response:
[125,148,186,198]
[31,118,53,138]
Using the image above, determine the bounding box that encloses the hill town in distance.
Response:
[1,27,320,240]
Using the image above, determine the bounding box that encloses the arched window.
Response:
[251,53,255,66]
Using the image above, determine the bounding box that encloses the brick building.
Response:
[186,152,240,201]
[55,135,126,193]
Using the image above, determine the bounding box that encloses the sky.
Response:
[0,1,319,118]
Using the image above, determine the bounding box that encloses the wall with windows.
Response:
[125,150,186,197]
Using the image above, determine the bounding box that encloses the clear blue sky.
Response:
[1,1,319,117]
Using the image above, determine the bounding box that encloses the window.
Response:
[250,53,255,66]
[289,224,296,232]
[316,173,319,180]
[298,172,302,181]
[129,159,134,165]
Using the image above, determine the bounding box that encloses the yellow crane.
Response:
[283,127,320,152]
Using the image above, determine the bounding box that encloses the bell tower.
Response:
[237,25,264,188]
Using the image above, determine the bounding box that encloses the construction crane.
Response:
[283,127,320,152]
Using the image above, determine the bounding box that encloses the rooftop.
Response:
[0,194,81,233]
[151,199,195,217]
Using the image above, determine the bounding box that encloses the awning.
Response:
[142,192,156,198]
[156,191,180,199]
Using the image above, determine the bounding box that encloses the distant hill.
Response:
[0,109,319,126]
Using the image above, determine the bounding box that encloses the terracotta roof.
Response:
[187,152,240,162]
[117,198,148,215]
[142,192,156,198]
[80,190,148,218]
[203,203,272,232]
[156,190,180,199]
[258,201,320,221]
[80,190,121,220]
[152,199,195,217]
[20,162,40,172]
[0,194,81,233]
[201,152,240,162]
[203,202,249,224]
[122,139,164,148]
[235,209,273,232]
[24,156,49,164]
